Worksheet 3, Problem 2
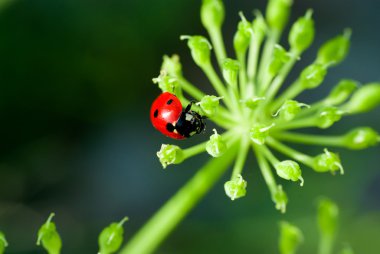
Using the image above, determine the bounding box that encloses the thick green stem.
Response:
[120,143,238,254]
[272,132,344,147]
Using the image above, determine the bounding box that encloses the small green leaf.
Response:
[36,213,62,254]
[279,221,303,254]
[98,217,129,254]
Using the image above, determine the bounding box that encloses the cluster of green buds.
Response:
[153,0,380,215]
[279,198,352,254]
[0,213,128,254]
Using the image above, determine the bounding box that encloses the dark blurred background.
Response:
[0,0,379,253]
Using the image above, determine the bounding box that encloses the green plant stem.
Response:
[257,31,280,87]
[120,142,238,254]
[208,28,227,69]
[271,81,303,111]
[318,235,334,254]
[272,132,344,147]
[266,137,314,167]
[237,51,248,100]
[272,117,317,131]
[230,138,250,179]
[253,144,277,196]
[178,77,205,100]
[247,37,262,95]
[261,145,280,166]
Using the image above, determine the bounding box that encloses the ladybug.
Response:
[150,92,206,140]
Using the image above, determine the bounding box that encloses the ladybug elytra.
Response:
[150,92,206,139]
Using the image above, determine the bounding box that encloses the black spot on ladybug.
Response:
[166,123,175,132]
[153,109,158,118]
[167,99,173,105]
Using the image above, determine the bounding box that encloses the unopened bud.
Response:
[269,45,290,76]
[342,82,380,114]
[98,217,128,254]
[275,100,309,121]
[289,9,315,53]
[206,129,227,157]
[197,95,223,117]
[243,97,266,109]
[201,0,225,31]
[224,174,247,200]
[343,127,379,150]
[313,149,343,174]
[36,213,62,254]
[0,231,8,254]
[299,64,327,89]
[222,58,240,86]
[161,55,182,78]
[275,160,304,186]
[250,123,275,145]
[181,35,212,68]
[272,185,288,213]
[316,106,343,129]
[157,144,184,169]
[252,11,267,43]
[317,198,339,237]
[279,221,303,254]
[316,29,351,66]
[325,79,358,105]
[234,12,253,54]
[266,0,292,32]
[152,71,180,94]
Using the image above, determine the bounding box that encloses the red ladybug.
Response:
[150,92,206,139]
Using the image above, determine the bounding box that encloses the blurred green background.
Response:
[0,0,379,253]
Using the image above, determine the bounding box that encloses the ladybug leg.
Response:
[184,101,196,113]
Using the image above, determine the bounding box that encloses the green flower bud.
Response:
[325,79,358,105]
[243,96,266,109]
[152,71,180,94]
[343,127,380,150]
[233,12,253,54]
[268,45,290,76]
[316,106,343,129]
[181,35,212,67]
[252,11,267,43]
[289,9,315,53]
[317,198,339,237]
[161,55,182,78]
[224,174,247,200]
[279,221,303,254]
[313,149,343,174]
[222,58,240,86]
[197,95,223,117]
[342,82,380,114]
[36,213,62,254]
[250,123,275,145]
[272,185,288,213]
[206,129,227,157]
[201,0,225,31]
[157,144,184,169]
[299,64,327,89]
[316,29,351,66]
[0,231,8,254]
[266,0,292,32]
[98,217,128,254]
[275,160,304,186]
[275,100,309,121]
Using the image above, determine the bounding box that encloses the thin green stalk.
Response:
[230,138,250,179]
[272,132,344,147]
[266,137,314,167]
[208,28,227,69]
[272,116,317,131]
[257,31,280,86]
[178,77,206,100]
[254,145,277,193]
[318,235,334,254]
[261,145,280,166]
[120,142,238,254]
[271,81,303,111]
[247,37,262,94]
[237,51,248,100]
